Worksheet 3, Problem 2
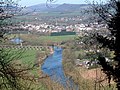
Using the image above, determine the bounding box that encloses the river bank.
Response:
[62,49,116,90]
[41,47,79,90]
[37,46,115,90]
[37,47,64,89]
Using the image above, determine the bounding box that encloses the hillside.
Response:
[26,3,90,12]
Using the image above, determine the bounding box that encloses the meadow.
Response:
[7,34,76,45]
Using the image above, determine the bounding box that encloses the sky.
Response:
[19,0,103,7]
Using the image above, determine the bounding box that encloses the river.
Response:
[41,47,78,90]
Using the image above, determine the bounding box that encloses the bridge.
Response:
[0,45,50,50]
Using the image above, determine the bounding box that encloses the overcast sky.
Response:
[19,0,105,6]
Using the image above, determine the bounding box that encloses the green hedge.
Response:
[51,31,76,36]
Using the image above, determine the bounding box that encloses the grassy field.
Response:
[15,11,82,20]
[21,34,76,41]
[38,35,76,42]
[7,34,76,45]
[20,50,37,65]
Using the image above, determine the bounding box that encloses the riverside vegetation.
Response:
[62,34,117,90]
[1,32,117,90]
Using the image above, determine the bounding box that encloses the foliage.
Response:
[92,0,120,89]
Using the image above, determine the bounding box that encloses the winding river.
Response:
[41,47,78,90]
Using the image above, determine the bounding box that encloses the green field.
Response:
[5,49,38,66]
[20,34,76,41]
[20,50,37,65]
[37,35,76,42]
[8,34,76,45]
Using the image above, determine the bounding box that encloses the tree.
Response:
[0,1,37,90]
[91,0,120,89]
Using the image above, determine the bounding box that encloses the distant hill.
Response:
[53,4,89,12]
[26,3,59,12]
[26,3,90,12]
